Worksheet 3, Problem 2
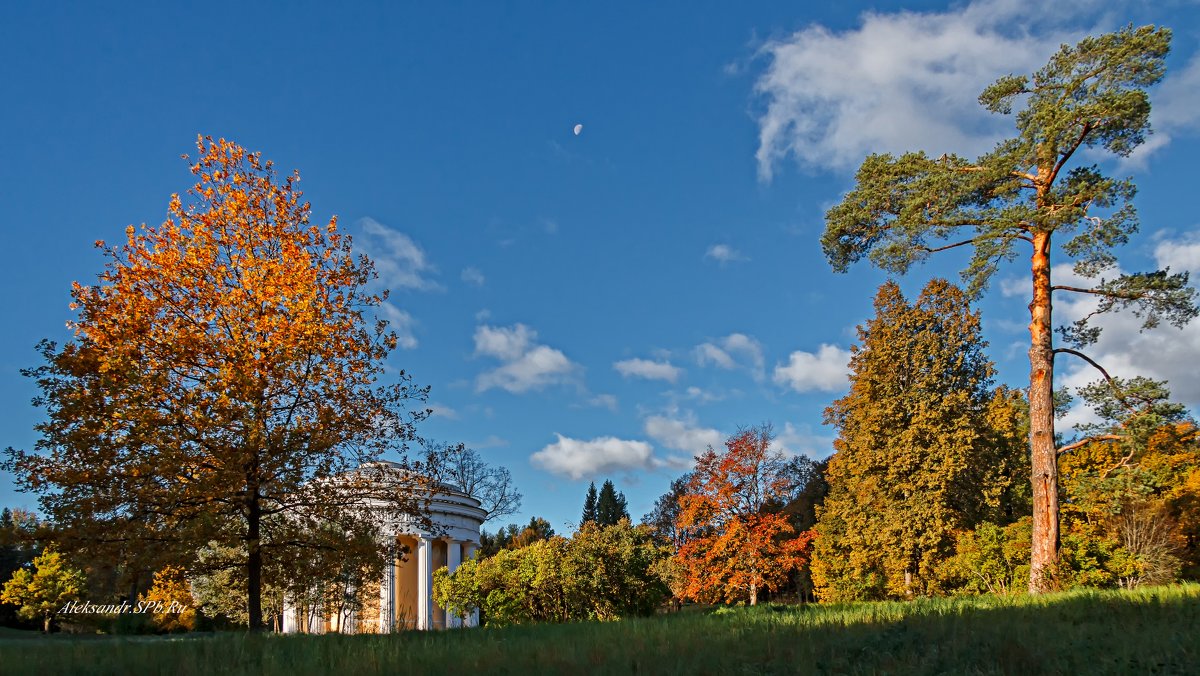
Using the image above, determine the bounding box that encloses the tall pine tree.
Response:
[581,482,598,525]
[812,280,1028,602]
[820,27,1196,590]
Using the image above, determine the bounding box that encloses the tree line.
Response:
[2,24,1198,633]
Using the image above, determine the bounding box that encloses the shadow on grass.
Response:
[1,585,1196,675]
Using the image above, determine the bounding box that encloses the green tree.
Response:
[433,520,668,626]
[581,482,598,526]
[1,547,86,632]
[596,480,629,527]
[820,26,1196,591]
[479,516,556,557]
[813,280,1028,602]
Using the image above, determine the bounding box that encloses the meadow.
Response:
[1,584,1197,675]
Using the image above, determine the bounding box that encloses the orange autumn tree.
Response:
[675,425,815,605]
[5,137,433,631]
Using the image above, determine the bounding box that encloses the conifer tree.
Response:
[596,480,630,527]
[581,482,599,526]
[820,26,1196,591]
[812,280,1027,601]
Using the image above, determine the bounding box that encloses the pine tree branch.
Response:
[1056,434,1122,455]
[1051,121,1094,182]
[1052,348,1137,414]
[1051,285,1146,299]
[919,237,985,253]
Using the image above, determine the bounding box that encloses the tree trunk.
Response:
[43,614,52,634]
[1028,229,1059,592]
[749,582,757,606]
[247,488,264,631]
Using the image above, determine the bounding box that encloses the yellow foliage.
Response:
[139,566,197,633]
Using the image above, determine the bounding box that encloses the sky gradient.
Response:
[3,1,1200,534]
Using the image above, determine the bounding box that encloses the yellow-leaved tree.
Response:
[1,547,85,632]
[139,566,197,633]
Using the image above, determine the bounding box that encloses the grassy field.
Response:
[1,584,1197,675]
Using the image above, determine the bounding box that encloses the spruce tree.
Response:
[596,480,630,527]
[812,280,1027,602]
[581,482,598,525]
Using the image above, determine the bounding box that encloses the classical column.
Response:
[281,596,297,633]
[463,541,479,627]
[379,542,396,633]
[417,536,432,630]
[444,539,462,628]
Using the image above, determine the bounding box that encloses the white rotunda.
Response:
[280,462,487,633]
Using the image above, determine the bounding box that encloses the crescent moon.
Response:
[573,124,583,136]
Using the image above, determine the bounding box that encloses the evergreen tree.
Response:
[820,26,1196,591]
[812,280,1028,602]
[581,482,598,526]
[596,480,630,527]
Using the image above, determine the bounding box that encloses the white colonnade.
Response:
[282,467,487,634]
[377,535,480,631]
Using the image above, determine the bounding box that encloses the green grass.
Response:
[2,585,1198,675]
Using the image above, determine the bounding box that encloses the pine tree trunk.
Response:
[1028,229,1059,593]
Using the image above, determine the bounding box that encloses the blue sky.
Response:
[3,1,1200,534]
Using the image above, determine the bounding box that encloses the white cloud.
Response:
[1126,53,1200,167]
[474,323,580,394]
[358,218,442,291]
[1050,243,1200,419]
[586,394,619,412]
[694,343,735,369]
[474,324,536,361]
[683,386,727,404]
[377,301,418,349]
[1154,236,1200,276]
[773,344,852,393]
[752,0,1084,178]
[530,434,657,480]
[704,244,749,264]
[614,358,683,383]
[771,422,837,459]
[471,435,509,449]
[694,333,766,381]
[461,267,486,287]
[426,402,459,420]
[644,412,723,456]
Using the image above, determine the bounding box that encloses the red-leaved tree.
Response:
[676,425,815,605]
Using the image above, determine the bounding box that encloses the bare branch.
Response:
[1101,446,1139,479]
